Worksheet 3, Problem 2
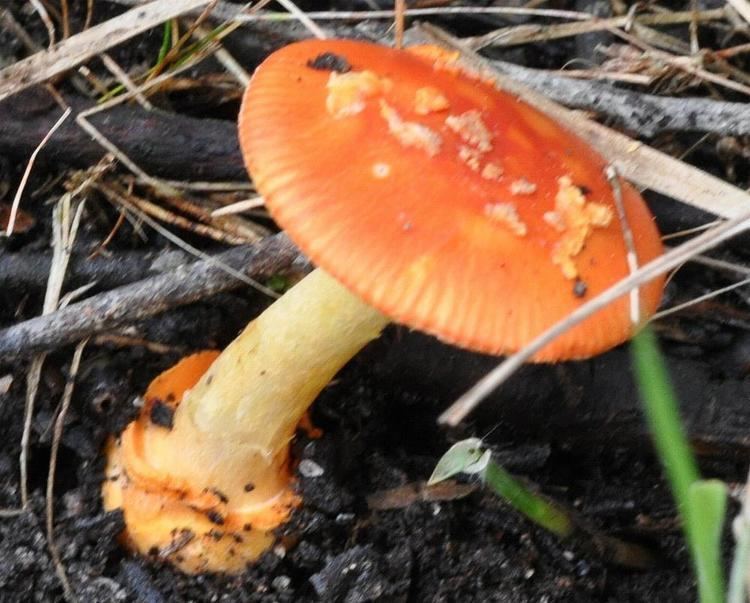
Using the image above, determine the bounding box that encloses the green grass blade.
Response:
[483,462,573,537]
[631,327,700,499]
[631,326,725,603]
[688,480,727,602]
[157,20,173,65]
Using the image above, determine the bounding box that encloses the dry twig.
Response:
[0,92,246,181]
[0,250,176,289]
[0,234,305,360]
[466,8,726,49]
[487,59,750,138]
[95,181,260,245]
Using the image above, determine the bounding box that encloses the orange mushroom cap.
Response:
[238,39,664,360]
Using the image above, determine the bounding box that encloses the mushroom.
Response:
[102,39,665,573]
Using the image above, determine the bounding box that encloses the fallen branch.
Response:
[489,59,750,138]
[0,90,245,181]
[0,233,306,361]
[1,73,748,190]
[0,250,191,290]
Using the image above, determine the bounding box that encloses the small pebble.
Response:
[299,459,325,478]
[272,575,291,591]
[575,560,591,577]
[62,490,86,517]
[0,375,12,394]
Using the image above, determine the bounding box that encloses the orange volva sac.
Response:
[103,351,297,573]
[104,39,664,574]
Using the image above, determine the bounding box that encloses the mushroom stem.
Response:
[104,268,388,572]
[184,266,389,455]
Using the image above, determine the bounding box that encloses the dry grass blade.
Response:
[4,107,71,237]
[73,23,245,192]
[108,1,596,22]
[18,358,44,511]
[727,0,750,24]
[395,0,405,49]
[19,196,86,509]
[607,26,750,98]
[661,221,724,241]
[211,196,264,216]
[1,7,38,50]
[61,0,71,39]
[28,0,56,47]
[92,333,180,354]
[2,121,92,514]
[652,277,750,321]
[275,0,328,39]
[46,340,88,603]
[148,0,220,80]
[194,24,250,86]
[99,53,153,109]
[95,182,255,245]
[0,0,210,102]
[154,186,268,241]
[690,255,750,276]
[606,166,640,325]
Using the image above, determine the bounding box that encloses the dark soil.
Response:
[0,321,727,602]
[2,1,750,601]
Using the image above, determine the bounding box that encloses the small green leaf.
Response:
[428,438,488,485]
